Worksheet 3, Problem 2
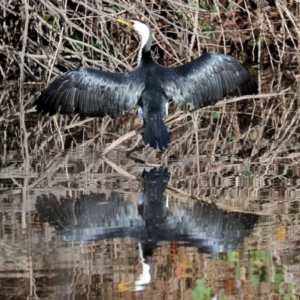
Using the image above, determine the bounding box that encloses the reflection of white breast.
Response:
[134,243,152,291]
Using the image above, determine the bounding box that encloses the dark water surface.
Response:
[1,145,299,300]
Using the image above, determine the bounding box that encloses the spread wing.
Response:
[34,67,144,118]
[162,52,258,109]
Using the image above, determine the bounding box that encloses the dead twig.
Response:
[101,156,136,179]
[100,128,144,156]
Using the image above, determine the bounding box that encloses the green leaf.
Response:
[189,0,195,8]
[191,279,211,300]
[198,19,212,32]
[200,1,206,9]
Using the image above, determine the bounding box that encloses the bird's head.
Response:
[117,18,152,50]
[117,18,150,36]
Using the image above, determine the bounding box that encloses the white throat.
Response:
[133,21,151,64]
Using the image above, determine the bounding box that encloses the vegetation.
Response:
[0,0,300,299]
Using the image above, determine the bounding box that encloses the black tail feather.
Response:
[143,119,170,150]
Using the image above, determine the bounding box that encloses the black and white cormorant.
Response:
[35,18,258,150]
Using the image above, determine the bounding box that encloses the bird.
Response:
[34,18,258,150]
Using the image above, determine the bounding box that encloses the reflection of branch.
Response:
[29,153,70,188]
[166,184,209,203]
[167,184,270,215]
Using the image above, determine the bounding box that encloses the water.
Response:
[1,139,299,299]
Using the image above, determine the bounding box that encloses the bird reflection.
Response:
[36,167,258,290]
[138,167,170,227]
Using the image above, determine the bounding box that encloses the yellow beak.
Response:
[117,18,134,29]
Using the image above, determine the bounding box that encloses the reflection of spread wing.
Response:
[162,52,258,108]
[35,67,144,118]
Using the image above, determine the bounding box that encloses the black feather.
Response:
[164,52,258,107]
[34,67,143,118]
[143,119,170,150]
